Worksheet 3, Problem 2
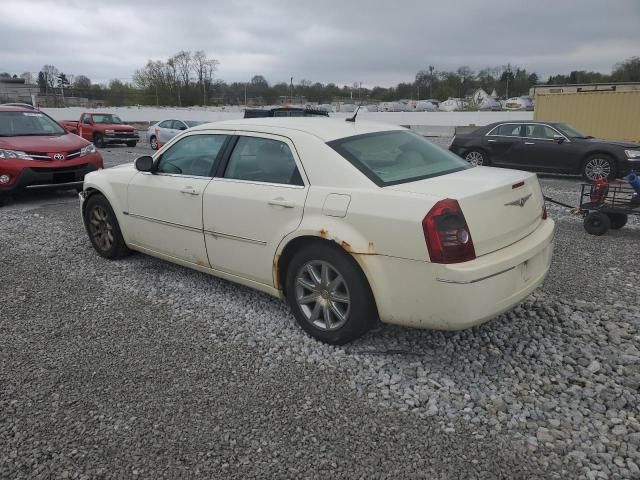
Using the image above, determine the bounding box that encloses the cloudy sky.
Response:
[1,0,638,87]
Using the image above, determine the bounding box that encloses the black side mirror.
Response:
[135,155,154,172]
[553,134,565,144]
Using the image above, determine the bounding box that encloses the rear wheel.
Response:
[582,154,615,181]
[464,149,489,167]
[93,133,105,148]
[83,194,130,259]
[584,212,611,236]
[150,136,158,150]
[285,242,377,344]
[608,213,628,230]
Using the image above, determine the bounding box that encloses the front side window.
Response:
[157,134,227,177]
[0,111,66,136]
[489,124,522,137]
[172,120,187,130]
[224,136,303,185]
[329,130,469,187]
[158,120,172,128]
[526,124,558,140]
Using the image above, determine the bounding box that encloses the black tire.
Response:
[584,212,611,236]
[608,213,628,230]
[126,141,137,147]
[582,154,616,181]
[464,149,490,167]
[285,242,377,344]
[150,136,158,150]
[83,194,130,259]
[93,133,105,148]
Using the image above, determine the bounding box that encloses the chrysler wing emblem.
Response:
[505,193,532,207]
[53,153,65,161]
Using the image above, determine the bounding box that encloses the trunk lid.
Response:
[388,166,544,256]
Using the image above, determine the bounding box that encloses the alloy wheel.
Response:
[584,158,611,180]
[295,260,351,331]
[88,205,114,251]
[465,151,484,166]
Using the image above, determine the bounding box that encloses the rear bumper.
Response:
[0,160,101,195]
[355,218,555,330]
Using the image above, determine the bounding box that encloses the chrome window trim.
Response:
[211,176,305,189]
[485,123,571,143]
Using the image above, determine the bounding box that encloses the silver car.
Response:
[147,119,204,150]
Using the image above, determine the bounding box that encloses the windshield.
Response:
[92,114,122,124]
[555,123,589,138]
[0,111,66,136]
[329,130,469,186]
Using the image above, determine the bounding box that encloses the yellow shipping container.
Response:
[534,90,640,143]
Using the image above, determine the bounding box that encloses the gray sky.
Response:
[1,0,638,87]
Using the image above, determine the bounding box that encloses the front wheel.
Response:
[584,212,611,236]
[83,194,130,259]
[582,154,615,181]
[285,242,377,344]
[464,149,489,167]
[93,133,105,148]
[150,136,158,150]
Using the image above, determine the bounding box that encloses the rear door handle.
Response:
[180,187,200,196]
[268,198,295,208]
[487,139,497,143]
[524,142,535,145]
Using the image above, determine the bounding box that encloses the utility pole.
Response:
[505,64,512,99]
[290,76,293,104]
[244,83,247,106]
[429,65,434,98]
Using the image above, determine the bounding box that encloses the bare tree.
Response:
[166,57,181,106]
[192,50,208,105]
[41,64,59,94]
[204,58,220,105]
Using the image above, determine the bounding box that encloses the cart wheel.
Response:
[607,213,628,230]
[584,212,611,236]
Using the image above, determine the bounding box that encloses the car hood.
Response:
[0,133,89,152]
[581,138,639,148]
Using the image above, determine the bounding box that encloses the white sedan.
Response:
[147,119,205,150]
[80,118,555,344]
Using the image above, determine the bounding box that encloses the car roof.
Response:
[0,105,35,112]
[487,120,562,126]
[190,117,405,142]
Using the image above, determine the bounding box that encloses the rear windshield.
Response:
[0,111,66,136]
[328,130,469,186]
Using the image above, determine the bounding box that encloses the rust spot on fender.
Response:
[367,241,375,254]
[319,228,328,238]
[340,240,352,252]
[196,258,209,267]
[272,254,281,289]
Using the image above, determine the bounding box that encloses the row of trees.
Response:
[4,56,637,107]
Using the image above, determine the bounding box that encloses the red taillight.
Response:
[422,199,476,264]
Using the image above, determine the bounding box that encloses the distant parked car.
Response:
[147,119,205,150]
[80,118,554,344]
[244,107,330,119]
[0,104,103,204]
[61,113,139,148]
[449,120,640,181]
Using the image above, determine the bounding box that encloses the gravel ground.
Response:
[1,141,639,479]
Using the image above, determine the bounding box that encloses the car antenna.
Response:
[346,103,362,123]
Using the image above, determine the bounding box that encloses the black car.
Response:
[449,120,640,180]
[243,107,329,118]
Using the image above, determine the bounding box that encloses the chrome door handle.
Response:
[268,198,294,208]
[524,142,535,145]
[487,139,497,143]
[180,187,200,196]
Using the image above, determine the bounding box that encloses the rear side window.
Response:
[488,124,522,136]
[526,124,558,140]
[224,137,303,185]
[158,120,172,128]
[328,130,469,187]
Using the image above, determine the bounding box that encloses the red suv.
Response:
[0,104,104,205]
